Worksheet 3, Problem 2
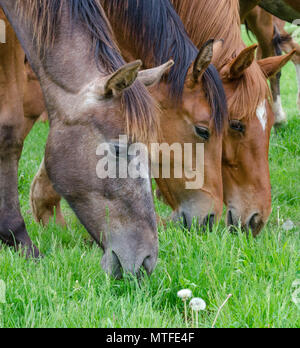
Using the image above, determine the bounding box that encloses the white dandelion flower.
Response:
[177,289,192,301]
[189,297,206,311]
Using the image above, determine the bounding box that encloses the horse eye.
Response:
[194,126,210,140]
[230,120,245,133]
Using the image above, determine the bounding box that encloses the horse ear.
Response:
[228,44,258,79]
[257,50,296,78]
[137,60,174,87]
[193,39,224,82]
[103,60,142,96]
[193,39,215,82]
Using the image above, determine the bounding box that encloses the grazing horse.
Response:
[245,7,300,120]
[0,0,171,278]
[31,0,228,231]
[172,0,295,235]
[240,0,300,23]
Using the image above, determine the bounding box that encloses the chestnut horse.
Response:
[0,9,40,256]
[172,0,295,235]
[31,0,228,231]
[245,7,300,121]
[0,0,171,277]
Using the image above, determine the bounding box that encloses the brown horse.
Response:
[0,9,40,257]
[31,0,229,231]
[172,0,295,235]
[240,0,300,23]
[0,0,172,277]
[245,7,300,119]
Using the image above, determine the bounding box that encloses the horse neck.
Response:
[1,1,102,119]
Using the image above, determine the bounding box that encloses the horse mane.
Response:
[16,0,158,143]
[102,0,228,134]
[172,0,270,120]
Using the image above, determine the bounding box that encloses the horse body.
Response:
[0,0,172,277]
[245,7,300,116]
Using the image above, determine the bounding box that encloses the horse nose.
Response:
[101,245,158,279]
[227,209,265,237]
[247,213,264,237]
[142,254,157,276]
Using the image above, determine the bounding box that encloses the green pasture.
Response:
[0,27,299,328]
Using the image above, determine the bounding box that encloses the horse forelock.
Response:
[172,0,271,121]
[15,0,158,143]
[203,65,228,135]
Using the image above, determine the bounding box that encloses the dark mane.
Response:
[102,0,228,133]
[16,0,158,142]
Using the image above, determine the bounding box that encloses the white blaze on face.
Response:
[256,100,267,131]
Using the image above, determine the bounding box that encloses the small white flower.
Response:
[189,297,206,311]
[177,289,192,300]
[282,220,295,231]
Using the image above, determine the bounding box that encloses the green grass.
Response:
[0,28,299,328]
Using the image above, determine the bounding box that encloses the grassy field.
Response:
[0,28,299,328]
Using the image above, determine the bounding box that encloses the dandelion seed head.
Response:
[189,297,206,311]
[177,289,192,300]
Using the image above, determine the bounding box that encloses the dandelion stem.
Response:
[191,308,194,328]
[184,300,188,327]
[0,307,3,328]
[195,311,199,328]
[212,294,232,328]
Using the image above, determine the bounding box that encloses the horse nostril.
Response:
[181,212,189,229]
[203,214,215,232]
[227,210,234,226]
[248,213,264,236]
[101,250,123,279]
[142,255,156,276]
